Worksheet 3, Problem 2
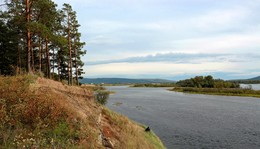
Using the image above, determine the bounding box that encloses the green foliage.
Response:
[172,87,260,98]
[0,20,18,75]
[230,80,260,84]
[176,75,240,88]
[95,90,110,105]
[1,0,86,84]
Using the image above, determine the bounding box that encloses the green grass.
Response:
[141,125,165,149]
[102,107,166,149]
[171,87,260,98]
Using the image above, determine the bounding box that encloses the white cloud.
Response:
[84,61,238,77]
[86,53,230,65]
[52,0,260,79]
[191,6,250,31]
[171,33,260,53]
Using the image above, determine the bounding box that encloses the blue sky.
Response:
[54,0,260,80]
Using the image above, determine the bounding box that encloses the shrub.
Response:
[95,90,109,105]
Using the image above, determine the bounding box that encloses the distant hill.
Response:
[229,76,260,84]
[248,76,260,80]
[80,78,175,84]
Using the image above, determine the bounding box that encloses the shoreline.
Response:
[170,87,260,98]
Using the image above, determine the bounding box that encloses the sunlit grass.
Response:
[171,87,260,98]
[0,75,165,148]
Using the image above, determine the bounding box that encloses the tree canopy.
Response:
[0,0,86,85]
[176,75,240,88]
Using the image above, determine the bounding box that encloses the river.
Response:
[106,86,260,149]
[240,84,260,90]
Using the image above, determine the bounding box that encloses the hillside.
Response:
[81,78,174,84]
[0,75,165,148]
[248,76,260,80]
[229,76,260,84]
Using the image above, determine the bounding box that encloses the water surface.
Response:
[106,86,260,149]
[240,84,260,90]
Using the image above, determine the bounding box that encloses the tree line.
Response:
[176,75,240,88]
[0,0,86,85]
[229,80,260,84]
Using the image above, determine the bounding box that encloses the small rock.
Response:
[145,126,150,132]
[102,137,114,149]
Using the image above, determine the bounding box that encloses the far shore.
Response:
[170,87,260,98]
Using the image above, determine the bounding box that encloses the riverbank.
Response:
[171,87,260,98]
[0,75,165,148]
[106,86,260,148]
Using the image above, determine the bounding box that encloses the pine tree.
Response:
[62,3,79,85]
[0,20,18,75]
[0,0,86,85]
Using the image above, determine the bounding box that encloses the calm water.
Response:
[240,84,260,90]
[106,86,260,149]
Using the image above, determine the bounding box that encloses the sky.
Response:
[53,0,260,80]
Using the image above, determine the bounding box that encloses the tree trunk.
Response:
[17,38,21,75]
[58,51,61,81]
[74,39,79,86]
[39,38,42,72]
[52,48,55,79]
[31,46,34,72]
[67,14,72,85]
[75,50,79,86]
[45,37,50,78]
[26,0,31,73]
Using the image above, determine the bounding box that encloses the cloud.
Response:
[85,52,260,65]
[190,6,250,32]
[52,0,260,79]
[84,58,260,80]
[84,61,242,80]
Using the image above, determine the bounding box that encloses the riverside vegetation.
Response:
[171,75,260,98]
[81,85,111,105]
[0,75,165,148]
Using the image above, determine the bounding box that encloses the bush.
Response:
[95,90,109,105]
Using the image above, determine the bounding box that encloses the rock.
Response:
[145,126,150,132]
[102,137,114,149]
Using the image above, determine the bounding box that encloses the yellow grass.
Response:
[0,75,165,149]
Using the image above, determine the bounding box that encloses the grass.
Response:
[0,75,87,148]
[143,128,165,149]
[171,87,260,98]
[0,75,165,148]
[102,107,166,149]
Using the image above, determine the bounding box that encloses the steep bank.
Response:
[0,75,165,148]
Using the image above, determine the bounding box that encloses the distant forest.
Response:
[229,80,260,84]
[0,0,86,85]
[176,75,240,88]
